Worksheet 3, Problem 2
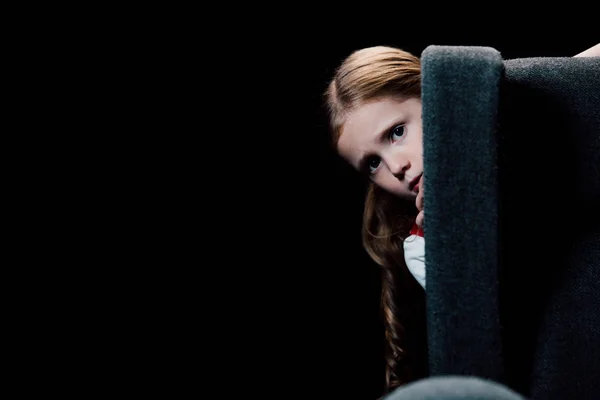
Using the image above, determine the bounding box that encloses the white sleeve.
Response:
[403,234,426,289]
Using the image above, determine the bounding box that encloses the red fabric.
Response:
[410,222,424,237]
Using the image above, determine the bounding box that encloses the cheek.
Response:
[407,131,423,152]
[375,174,412,200]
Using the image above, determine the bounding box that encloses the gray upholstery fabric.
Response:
[420,46,600,399]
[384,376,526,400]
[420,45,505,381]
[498,56,600,399]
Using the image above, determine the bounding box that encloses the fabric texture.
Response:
[419,45,600,399]
[421,45,504,382]
[384,376,526,400]
[498,55,600,399]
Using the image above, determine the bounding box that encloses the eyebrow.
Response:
[356,118,406,172]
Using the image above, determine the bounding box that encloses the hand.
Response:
[415,175,424,228]
[574,43,600,57]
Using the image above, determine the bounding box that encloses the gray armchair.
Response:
[420,45,600,399]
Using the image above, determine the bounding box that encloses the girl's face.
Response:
[337,96,423,201]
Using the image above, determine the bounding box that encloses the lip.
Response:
[409,173,422,192]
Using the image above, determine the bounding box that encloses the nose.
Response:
[383,152,410,179]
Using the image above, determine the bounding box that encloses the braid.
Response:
[382,265,405,392]
[361,184,427,397]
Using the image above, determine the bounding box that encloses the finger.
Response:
[416,210,424,228]
[416,187,424,211]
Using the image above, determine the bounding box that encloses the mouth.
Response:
[409,173,422,193]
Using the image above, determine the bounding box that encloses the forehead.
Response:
[337,97,413,164]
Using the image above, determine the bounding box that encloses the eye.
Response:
[367,156,381,174]
[389,125,405,142]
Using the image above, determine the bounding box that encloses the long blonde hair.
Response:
[324,46,427,394]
